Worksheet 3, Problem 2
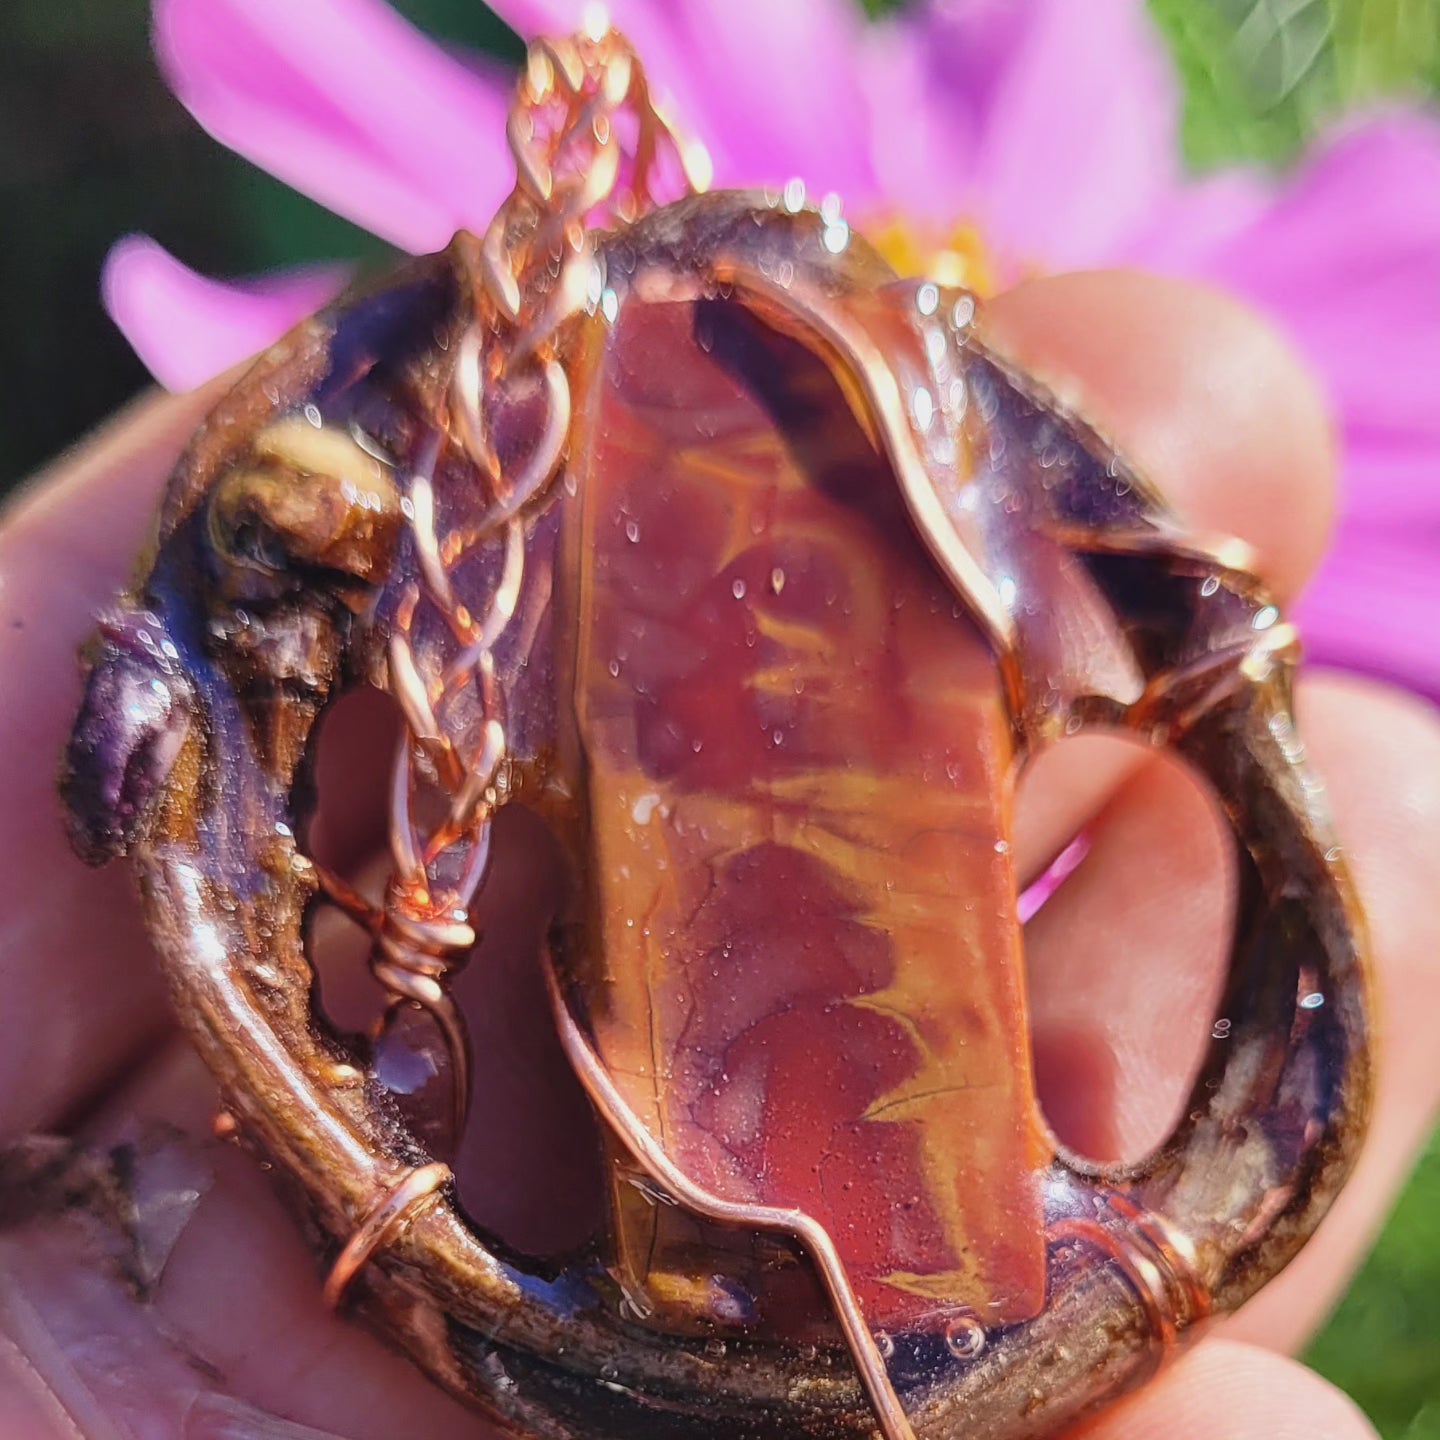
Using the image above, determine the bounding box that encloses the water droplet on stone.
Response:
[945,1316,986,1359]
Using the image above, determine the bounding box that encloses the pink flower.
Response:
[106,0,1440,700]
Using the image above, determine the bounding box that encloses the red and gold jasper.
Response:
[555,296,1050,1334]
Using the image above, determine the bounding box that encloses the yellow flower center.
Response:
[867,218,1000,297]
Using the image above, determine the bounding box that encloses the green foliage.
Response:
[1404,1401,1440,1440]
[1150,0,1440,167]
[1308,1131,1440,1438]
[389,0,524,59]
[1331,0,1440,99]
[1149,0,1318,164]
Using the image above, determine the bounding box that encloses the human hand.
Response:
[0,270,1436,1440]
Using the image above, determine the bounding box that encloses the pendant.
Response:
[61,27,1371,1440]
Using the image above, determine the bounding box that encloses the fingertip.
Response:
[1297,670,1440,1005]
[0,388,216,1142]
[1079,1339,1376,1440]
[982,270,1336,601]
[1301,669,1440,801]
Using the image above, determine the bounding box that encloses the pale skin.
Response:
[1,270,1437,1439]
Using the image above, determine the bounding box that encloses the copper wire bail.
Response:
[355,22,686,1157]
[306,843,477,1146]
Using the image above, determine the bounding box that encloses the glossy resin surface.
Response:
[559,295,1048,1335]
[62,164,1371,1440]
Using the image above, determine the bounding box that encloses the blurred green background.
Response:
[0,0,1435,1432]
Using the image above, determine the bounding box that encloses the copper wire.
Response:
[449,328,501,481]
[544,959,916,1440]
[1050,1216,1178,1349]
[338,19,708,1198]
[295,33,934,1440]
[323,1162,452,1310]
[1049,1200,1209,1352]
[312,861,383,932]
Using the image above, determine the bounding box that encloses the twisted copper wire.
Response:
[300,33,995,1440]
[1048,1196,1209,1352]
[311,28,706,1156]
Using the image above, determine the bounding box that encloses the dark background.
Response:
[0,0,520,483]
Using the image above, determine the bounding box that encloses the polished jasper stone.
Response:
[554,293,1050,1335]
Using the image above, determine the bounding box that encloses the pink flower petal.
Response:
[966,0,1183,270]
[1326,433,1440,525]
[1017,833,1090,923]
[102,236,346,391]
[489,0,880,200]
[155,0,513,253]
[1162,114,1440,699]
[859,0,1030,224]
[865,0,1181,268]
[1298,534,1440,699]
[664,0,878,198]
[1116,168,1274,273]
[1191,114,1440,444]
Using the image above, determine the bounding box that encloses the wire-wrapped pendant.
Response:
[61,27,1370,1440]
